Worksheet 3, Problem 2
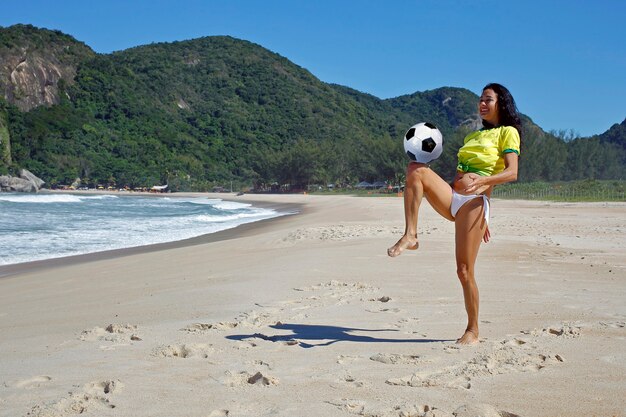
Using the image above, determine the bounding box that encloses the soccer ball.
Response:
[403,122,443,163]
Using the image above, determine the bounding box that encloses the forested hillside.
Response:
[0,25,624,191]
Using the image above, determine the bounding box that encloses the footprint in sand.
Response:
[247,371,278,386]
[522,322,582,338]
[327,400,514,417]
[250,360,271,368]
[423,408,455,417]
[387,372,472,390]
[222,370,279,387]
[84,380,123,396]
[598,320,625,329]
[503,338,528,346]
[152,343,214,359]
[181,322,239,332]
[368,296,392,303]
[334,374,370,388]
[80,323,141,343]
[14,375,52,389]
[183,310,284,334]
[208,410,230,417]
[387,339,564,390]
[369,353,423,365]
[234,332,300,347]
[236,310,283,327]
[325,398,366,415]
[454,403,521,417]
[443,345,461,354]
[327,399,435,417]
[312,280,377,291]
[336,354,363,364]
[27,379,123,416]
[233,340,257,350]
[392,317,420,327]
[365,307,401,313]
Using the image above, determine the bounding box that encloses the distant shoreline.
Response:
[0,191,304,278]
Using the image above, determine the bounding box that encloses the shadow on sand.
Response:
[225,323,453,348]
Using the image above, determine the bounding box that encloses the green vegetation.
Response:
[308,180,625,202]
[0,104,10,167]
[0,25,624,193]
[492,180,626,202]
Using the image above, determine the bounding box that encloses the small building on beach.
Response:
[150,185,168,193]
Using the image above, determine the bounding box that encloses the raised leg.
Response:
[387,163,454,257]
[454,197,487,344]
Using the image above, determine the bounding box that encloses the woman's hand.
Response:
[482,225,491,243]
[464,173,487,194]
[461,153,519,194]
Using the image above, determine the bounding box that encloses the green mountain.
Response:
[0,24,623,190]
[598,118,626,149]
[562,118,626,181]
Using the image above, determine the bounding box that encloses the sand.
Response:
[0,193,624,417]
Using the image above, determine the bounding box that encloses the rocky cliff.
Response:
[0,24,95,111]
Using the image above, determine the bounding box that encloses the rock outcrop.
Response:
[0,24,95,111]
[0,169,45,192]
[19,169,45,189]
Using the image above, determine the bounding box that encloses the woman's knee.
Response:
[406,163,429,182]
[456,263,473,284]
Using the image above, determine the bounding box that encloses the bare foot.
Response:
[387,235,418,257]
[456,329,479,345]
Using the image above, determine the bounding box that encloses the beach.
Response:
[0,193,624,417]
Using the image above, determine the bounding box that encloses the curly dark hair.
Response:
[482,83,522,138]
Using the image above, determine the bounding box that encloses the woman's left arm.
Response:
[464,153,518,193]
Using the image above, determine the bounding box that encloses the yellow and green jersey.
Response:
[457,125,520,176]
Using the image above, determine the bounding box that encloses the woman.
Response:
[387,83,522,345]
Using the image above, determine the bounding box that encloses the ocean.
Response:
[0,192,288,266]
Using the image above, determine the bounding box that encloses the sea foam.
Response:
[0,193,290,266]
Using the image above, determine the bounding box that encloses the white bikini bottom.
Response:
[451,191,490,224]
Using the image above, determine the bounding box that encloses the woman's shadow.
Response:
[226,323,453,348]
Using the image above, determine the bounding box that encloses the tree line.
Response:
[0,27,623,191]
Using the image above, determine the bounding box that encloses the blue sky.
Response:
[2,0,625,137]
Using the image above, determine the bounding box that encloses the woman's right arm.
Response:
[463,153,519,194]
